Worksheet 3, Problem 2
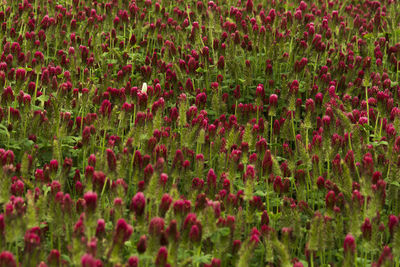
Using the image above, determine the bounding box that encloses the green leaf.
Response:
[362,124,374,131]
[192,254,212,264]
[268,143,281,147]
[254,190,267,197]
[20,139,34,149]
[0,124,9,137]
[107,59,118,64]
[106,221,113,231]
[61,254,71,263]
[275,156,287,161]
[42,184,51,196]
[219,227,230,236]
[61,135,80,144]
[124,241,132,248]
[390,181,400,187]
[362,33,373,39]
[299,260,309,267]
[37,94,49,103]
[196,67,206,73]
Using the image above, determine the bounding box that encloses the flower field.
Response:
[0,0,400,266]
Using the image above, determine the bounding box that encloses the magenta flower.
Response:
[0,251,16,267]
[361,218,372,240]
[159,193,172,216]
[217,56,225,70]
[47,249,60,266]
[130,192,146,217]
[84,192,98,213]
[388,214,399,235]
[155,246,168,266]
[81,253,102,267]
[114,218,133,244]
[106,149,117,172]
[149,217,165,237]
[137,235,147,254]
[95,219,106,239]
[343,234,356,254]
[189,224,201,243]
[127,256,139,267]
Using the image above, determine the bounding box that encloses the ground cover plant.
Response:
[0,0,400,266]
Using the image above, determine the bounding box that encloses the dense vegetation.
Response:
[0,0,399,266]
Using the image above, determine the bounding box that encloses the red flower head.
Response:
[189,224,201,243]
[0,251,16,267]
[261,210,269,225]
[343,234,356,254]
[47,249,61,266]
[114,219,133,244]
[166,220,180,242]
[269,94,278,107]
[388,214,399,235]
[159,193,172,216]
[95,219,106,239]
[149,217,165,237]
[136,235,147,254]
[81,254,102,267]
[106,149,117,172]
[84,192,98,213]
[130,192,146,217]
[24,228,41,253]
[325,190,336,209]
[127,256,139,267]
[155,246,168,266]
[361,218,372,240]
[217,56,225,70]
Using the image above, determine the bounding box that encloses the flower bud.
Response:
[136,235,147,254]
[127,256,139,267]
[0,251,16,267]
[130,192,146,217]
[114,219,133,244]
[189,224,201,243]
[149,217,165,237]
[325,190,336,209]
[361,218,372,240]
[159,194,172,216]
[83,192,97,213]
[155,246,168,266]
[47,249,61,266]
[388,214,399,235]
[81,253,102,267]
[106,149,117,172]
[261,210,269,225]
[95,219,106,239]
[343,234,356,254]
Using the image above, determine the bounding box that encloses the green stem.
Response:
[15,242,19,266]
[266,184,270,213]
[355,252,358,267]
[310,252,314,267]
[195,245,202,267]
[326,158,330,181]
[373,112,380,141]
[347,133,361,180]
[270,115,273,145]
[32,72,40,107]
[290,111,297,152]
[365,86,370,143]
